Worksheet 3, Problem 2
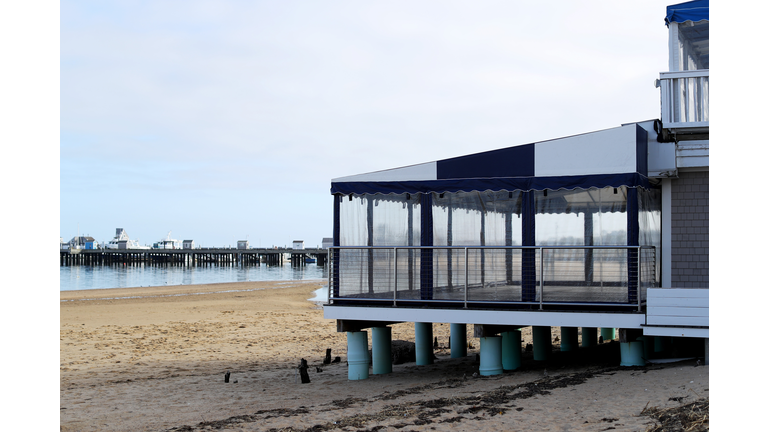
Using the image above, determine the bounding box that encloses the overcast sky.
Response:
[59,0,676,248]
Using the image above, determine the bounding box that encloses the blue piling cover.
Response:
[415,322,434,365]
[479,336,503,376]
[501,330,522,371]
[347,331,369,380]
[450,323,467,358]
[372,327,392,375]
[620,341,646,367]
[582,327,598,347]
[533,326,551,361]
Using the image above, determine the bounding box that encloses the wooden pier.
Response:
[60,248,328,267]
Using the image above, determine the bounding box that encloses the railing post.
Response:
[393,247,398,306]
[637,246,642,312]
[327,247,333,304]
[464,247,468,309]
[539,247,544,310]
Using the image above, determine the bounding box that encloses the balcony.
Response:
[327,245,656,312]
[657,69,709,138]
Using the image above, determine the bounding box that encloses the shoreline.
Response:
[60,279,328,303]
[61,280,709,431]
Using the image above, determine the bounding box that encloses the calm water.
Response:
[60,263,328,291]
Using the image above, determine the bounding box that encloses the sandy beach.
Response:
[60,280,709,431]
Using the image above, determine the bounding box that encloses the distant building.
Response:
[69,236,98,249]
[183,240,195,249]
[237,240,249,250]
[322,237,333,249]
[293,240,304,250]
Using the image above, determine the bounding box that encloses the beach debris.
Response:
[224,371,230,383]
[332,356,341,363]
[298,358,311,384]
[324,348,332,364]
[316,366,323,373]
[641,398,708,431]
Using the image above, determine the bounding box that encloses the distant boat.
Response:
[305,257,317,263]
[105,228,150,250]
[152,231,182,249]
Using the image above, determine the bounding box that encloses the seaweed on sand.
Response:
[641,398,709,432]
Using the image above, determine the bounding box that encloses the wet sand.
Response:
[60,280,709,431]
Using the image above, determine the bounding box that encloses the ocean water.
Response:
[60,263,328,291]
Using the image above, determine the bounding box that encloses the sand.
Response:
[60,280,709,431]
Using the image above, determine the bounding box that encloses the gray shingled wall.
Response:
[670,171,709,288]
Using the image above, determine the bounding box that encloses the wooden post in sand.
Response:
[299,359,311,383]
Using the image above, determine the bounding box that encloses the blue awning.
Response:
[665,0,709,25]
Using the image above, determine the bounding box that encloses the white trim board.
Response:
[324,306,646,329]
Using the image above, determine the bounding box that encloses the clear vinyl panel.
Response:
[332,186,658,306]
[535,187,629,303]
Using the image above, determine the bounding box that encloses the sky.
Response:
[60,0,676,248]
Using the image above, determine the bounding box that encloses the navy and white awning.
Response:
[331,123,651,196]
[665,0,709,25]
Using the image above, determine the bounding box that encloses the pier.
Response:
[60,248,328,267]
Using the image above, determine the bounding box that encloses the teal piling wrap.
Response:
[533,326,551,361]
[347,331,369,380]
[372,327,392,375]
[479,336,503,376]
[415,322,434,365]
[620,341,646,367]
[501,330,522,371]
[450,323,467,358]
[582,327,598,347]
[560,327,579,352]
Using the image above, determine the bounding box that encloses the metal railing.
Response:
[328,246,656,311]
[657,69,709,130]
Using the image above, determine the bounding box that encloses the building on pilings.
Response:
[323,0,709,378]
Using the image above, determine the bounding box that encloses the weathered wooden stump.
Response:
[299,358,311,384]
[323,348,332,364]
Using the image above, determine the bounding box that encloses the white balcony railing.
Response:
[658,69,709,130]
